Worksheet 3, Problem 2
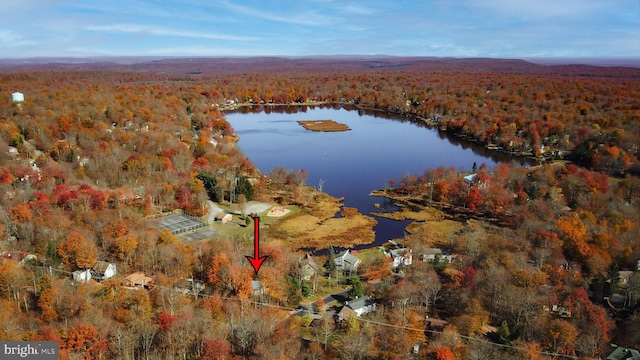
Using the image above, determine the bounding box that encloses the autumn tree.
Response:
[57,231,97,270]
[556,212,591,261]
[433,346,456,360]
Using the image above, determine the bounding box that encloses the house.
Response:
[464,173,488,188]
[251,280,265,296]
[419,248,452,263]
[345,296,376,317]
[300,253,319,281]
[215,213,233,223]
[335,250,361,273]
[388,248,413,268]
[72,269,92,282]
[425,317,448,332]
[11,92,24,103]
[607,346,640,360]
[125,272,154,289]
[381,241,413,268]
[92,261,116,281]
[173,278,205,295]
[463,173,478,183]
[335,306,357,322]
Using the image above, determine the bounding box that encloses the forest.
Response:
[0,57,639,359]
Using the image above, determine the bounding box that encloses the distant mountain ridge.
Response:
[0,56,639,77]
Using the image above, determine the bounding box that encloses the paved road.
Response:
[322,290,350,308]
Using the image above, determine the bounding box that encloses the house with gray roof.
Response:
[607,346,640,360]
[335,250,361,273]
[344,296,376,317]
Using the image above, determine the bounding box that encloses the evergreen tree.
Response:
[498,320,511,344]
[324,245,337,275]
[235,176,254,201]
[349,274,364,299]
[196,172,218,201]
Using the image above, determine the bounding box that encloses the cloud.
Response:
[85,24,260,41]
[220,1,329,26]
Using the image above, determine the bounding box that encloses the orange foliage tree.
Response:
[57,231,97,270]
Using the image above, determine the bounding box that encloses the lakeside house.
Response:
[381,240,413,268]
[335,250,361,273]
[419,248,452,263]
[300,253,319,281]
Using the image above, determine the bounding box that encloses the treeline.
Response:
[3,62,640,176]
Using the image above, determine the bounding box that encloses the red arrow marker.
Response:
[245,215,268,274]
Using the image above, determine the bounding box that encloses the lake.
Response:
[225,105,519,249]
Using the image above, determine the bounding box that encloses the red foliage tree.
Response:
[433,346,456,360]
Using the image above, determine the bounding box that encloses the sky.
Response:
[0,0,638,59]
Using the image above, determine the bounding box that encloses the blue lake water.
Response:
[225,105,519,249]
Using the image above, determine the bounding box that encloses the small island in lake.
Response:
[297,119,350,132]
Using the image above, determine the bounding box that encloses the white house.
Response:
[335,250,361,273]
[92,261,117,281]
[388,248,413,268]
[251,280,265,296]
[11,92,24,103]
[381,241,413,268]
[72,269,92,282]
[345,296,376,316]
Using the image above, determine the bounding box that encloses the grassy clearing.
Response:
[405,219,464,247]
[272,194,377,250]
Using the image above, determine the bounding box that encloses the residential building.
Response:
[345,296,376,316]
[420,248,452,263]
[72,269,91,283]
[335,250,361,273]
[251,280,265,296]
[92,261,117,281]
[125,272,154,289]
[300,253,318,281]
[607,346,640,360]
